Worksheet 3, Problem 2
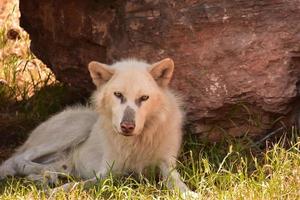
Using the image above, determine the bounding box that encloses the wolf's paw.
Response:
[27,171,58,185]
[181,191,200,199]
[0,164,16,179]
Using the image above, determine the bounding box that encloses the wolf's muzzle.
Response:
[120,106,136,135]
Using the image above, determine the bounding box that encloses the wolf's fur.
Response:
[0,58,197,197]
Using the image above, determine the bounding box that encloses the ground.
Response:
[0,1,300,199]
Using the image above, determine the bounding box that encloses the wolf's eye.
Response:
[140,95,149,101]
[114,92,123,99]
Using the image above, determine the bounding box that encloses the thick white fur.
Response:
[0,58,197,197]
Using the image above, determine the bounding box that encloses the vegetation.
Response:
[0,133,299,200]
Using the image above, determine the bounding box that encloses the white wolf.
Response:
[0,58,197,197]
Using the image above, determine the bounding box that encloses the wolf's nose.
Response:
[120,121,135,133]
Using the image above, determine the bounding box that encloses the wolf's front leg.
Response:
[159,161,199,199]
[159,161,189,192]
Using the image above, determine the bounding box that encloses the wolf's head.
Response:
[88,58,174,136]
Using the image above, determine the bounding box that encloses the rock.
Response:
[7,29,20,40]
[19,0,300,138]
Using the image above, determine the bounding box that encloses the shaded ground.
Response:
[0,116,31,161]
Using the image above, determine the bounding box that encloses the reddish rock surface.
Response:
[19,0,300,138]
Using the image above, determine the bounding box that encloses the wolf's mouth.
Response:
[119,132,134,137]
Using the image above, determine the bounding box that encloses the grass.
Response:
[0,1,300,200]
[0,132,299,200]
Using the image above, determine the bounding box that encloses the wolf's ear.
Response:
[88,61,114,87]
[149,58,174,88]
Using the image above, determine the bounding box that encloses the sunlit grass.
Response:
[0,131,299,200]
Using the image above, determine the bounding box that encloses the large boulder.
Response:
[19,0,300,139]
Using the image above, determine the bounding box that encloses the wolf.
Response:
[0,58,198,197]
